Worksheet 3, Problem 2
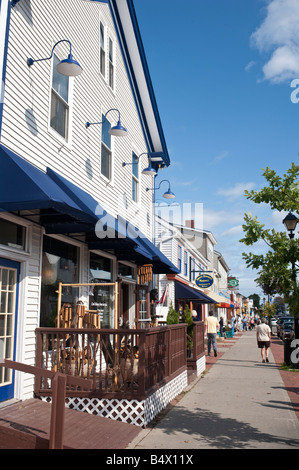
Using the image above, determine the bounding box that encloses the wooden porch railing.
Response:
[0,358,92,449]
[35,324,187,401]
[187,321,205,370]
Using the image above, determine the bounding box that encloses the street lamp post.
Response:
[283,212,298,338]
[282,212,299,367]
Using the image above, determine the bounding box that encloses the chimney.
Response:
[185,220,195,228]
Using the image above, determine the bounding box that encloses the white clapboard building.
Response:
[0,0,178,405]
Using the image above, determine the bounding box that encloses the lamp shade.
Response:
[283,212,298,232]
[109,120,128,137]
[56,53,82,77]
[142,163,157,176]
[163,189,175,199]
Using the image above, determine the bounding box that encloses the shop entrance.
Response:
[0,258,20,403]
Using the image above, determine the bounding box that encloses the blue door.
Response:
[0,258,20,402]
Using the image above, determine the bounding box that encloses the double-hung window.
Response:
[178,245,182,273]
[100,22,106,78]
[50,54,70,141]
[108,37,114,90]
[101,114,112,180]
[184,251,188,277]
[132,151,139,203]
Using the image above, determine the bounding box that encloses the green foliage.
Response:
[182,305,194,350]
[248,293,260,309]
[239,161,299,319]
[166,303,179,325]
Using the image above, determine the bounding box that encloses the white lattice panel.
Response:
[196,355,206,377]
[41,370,188,427]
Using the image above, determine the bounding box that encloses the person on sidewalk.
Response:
[204,311,219,357]
[219,316,224,337]
[256,317,271,363]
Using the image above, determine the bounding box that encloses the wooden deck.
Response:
[0,398,142,449]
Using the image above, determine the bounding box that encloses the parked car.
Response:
[277,317,294,339]
[281,321,295,342]
[270,318,277,326]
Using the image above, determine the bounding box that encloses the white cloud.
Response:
[251,0,299,83]
[203,209,243,230]
[245,60,256,72]
[217,182,256,201]
[221,225,244,237]
[209,150,229,164]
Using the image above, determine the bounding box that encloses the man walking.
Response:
[204,311,219,357]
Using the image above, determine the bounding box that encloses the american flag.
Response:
[156,285,169,305]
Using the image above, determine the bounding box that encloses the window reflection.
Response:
[40,236,79,327]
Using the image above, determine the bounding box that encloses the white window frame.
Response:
[100,109,114,185]
[108,35,115,91]
[99,20,106,79]
[48,51,74,148]
[131,150,140,204]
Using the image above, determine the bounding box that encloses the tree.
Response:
[166,303,179,325]
[240,162,299,337]
[248,293,260,309]
[182,305,194,353]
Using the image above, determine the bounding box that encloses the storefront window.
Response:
[138,288,147,323]
[40,236,79,327]
[89,253,114,329]
[0,219,26,251]
[118,263,133,279]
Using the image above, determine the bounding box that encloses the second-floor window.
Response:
[184,251,188,276]
[178,245,182,272]
[50,54,69,140]
[132,151,139,203]
[101,114,112,180]
[100,22,106,77]
[108,37,114,90]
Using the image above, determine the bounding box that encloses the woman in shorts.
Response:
[256,318,271,363]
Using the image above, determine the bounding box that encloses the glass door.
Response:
[0,258,19,402]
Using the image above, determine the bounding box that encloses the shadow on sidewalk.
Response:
[154,405,299,449]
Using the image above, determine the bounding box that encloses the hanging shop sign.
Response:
[195,274,214,289]
[228,278,239,287]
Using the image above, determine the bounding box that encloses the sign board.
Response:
[195,274,214,289]
[228,279,239,287]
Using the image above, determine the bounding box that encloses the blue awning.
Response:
[175,281,217,303]
[0,145,95,229]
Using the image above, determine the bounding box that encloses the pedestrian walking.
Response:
[204,311,219,357]
[242,315,247,331]
[256,317,271,363]
[219,316,224,337]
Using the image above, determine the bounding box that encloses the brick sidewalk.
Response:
[270,336,299,420]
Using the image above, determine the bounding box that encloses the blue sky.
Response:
[134,0,299,298]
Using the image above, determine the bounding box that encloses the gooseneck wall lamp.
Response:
[86,108,127,137]
[122,152,159,176]
[146,179,175,199]
[27,39,82,77]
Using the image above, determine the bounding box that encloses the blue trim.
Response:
[0,0,12,140]
[109,0,170,168]
[0,257,20,402]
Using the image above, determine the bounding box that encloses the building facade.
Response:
[0,0,178,404]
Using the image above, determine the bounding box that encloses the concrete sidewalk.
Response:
[127,330,299,449]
